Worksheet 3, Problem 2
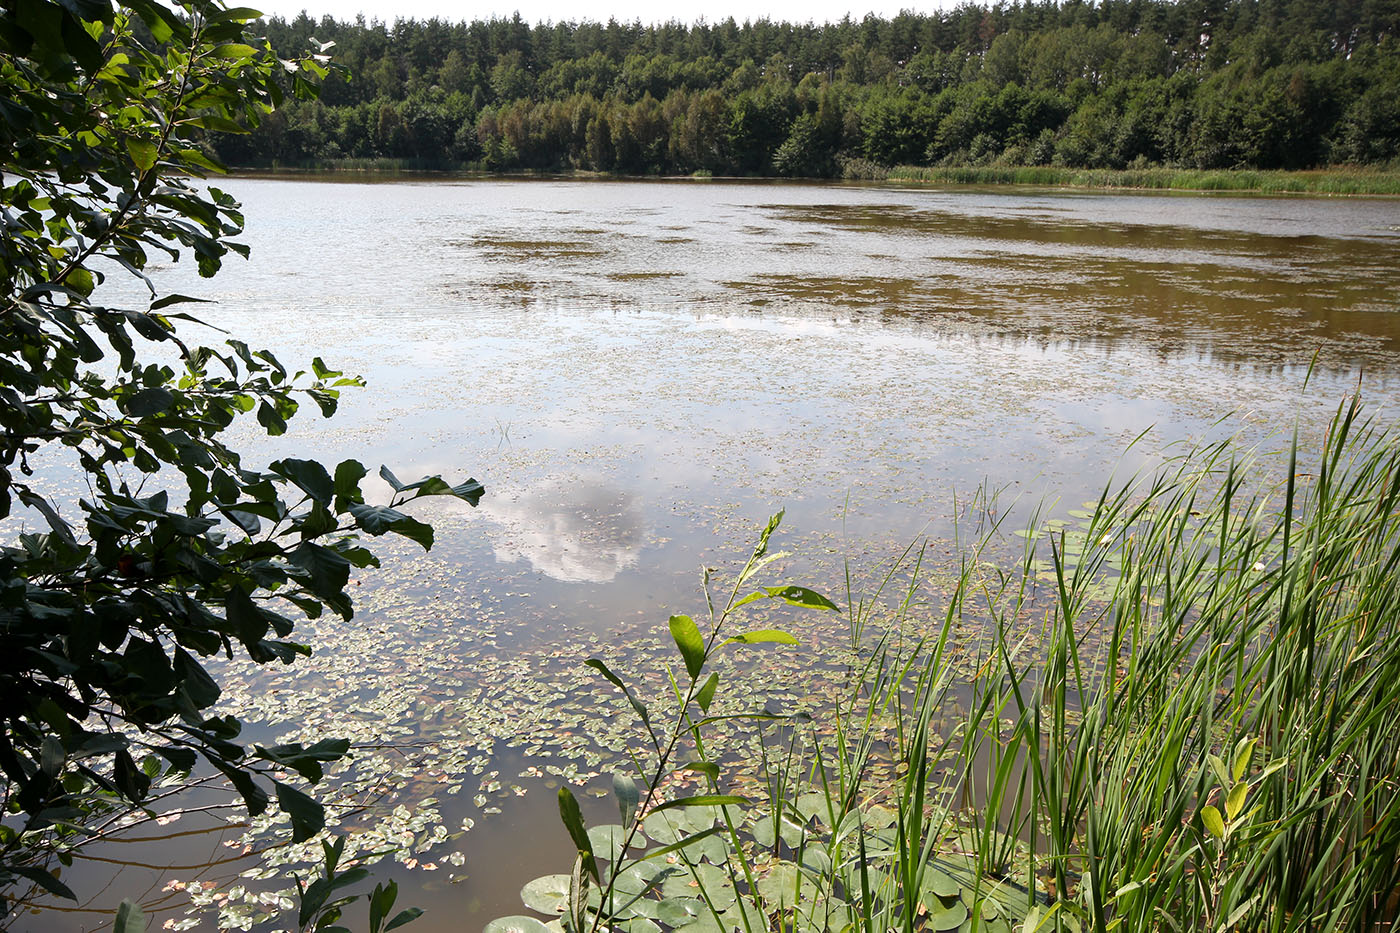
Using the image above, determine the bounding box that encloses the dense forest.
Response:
[215,0,1400,176]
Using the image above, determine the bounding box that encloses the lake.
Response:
[21,178,1400,932]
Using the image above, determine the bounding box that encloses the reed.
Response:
[886,164,1400,196]
[505,394,1399,933]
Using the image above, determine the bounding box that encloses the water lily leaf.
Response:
[587,824,630,861]
[487,916,554,933]
[756,861,818,905]
[614,861,671,896]
[794,792,830,824]
[661,864,733,906]
[927,895,968,931]
[616,919,660,933]
[922,867,961,900]
[643,810,689,845]
[651,794,747,814]
[658,897,703,926]
[520,875,572,914]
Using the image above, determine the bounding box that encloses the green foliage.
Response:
[294,837,424,933]
[504,398,1400,933]
[210,1,1399,177]
[0,0,478,913]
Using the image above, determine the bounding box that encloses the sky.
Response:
[248,0,953,28]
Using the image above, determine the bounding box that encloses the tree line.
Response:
[211,0,1400,176]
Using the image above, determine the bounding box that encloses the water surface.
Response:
[21,179,1400,932]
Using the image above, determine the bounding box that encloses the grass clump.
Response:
[505,394,1400,933]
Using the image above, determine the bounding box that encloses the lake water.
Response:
[19,179,1400,932]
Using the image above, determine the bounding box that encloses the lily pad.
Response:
[660,863,733,905]
[922,866,961,900]
[613,861,671,896]
[927,895,968,931]
[657,896,703,926]
[521,874,573,914]
[487,916,555,933]
[589,824,632,861]
[615,917,660,933]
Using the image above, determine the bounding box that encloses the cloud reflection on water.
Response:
[481,476,644,583]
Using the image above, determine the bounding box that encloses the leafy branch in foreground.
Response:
[0,0,479,917]
[489,510,846,933]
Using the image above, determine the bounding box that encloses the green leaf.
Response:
[1207,753,1231,789]
[149,293,213,311]
[681,761,720,782]
[721,629,798,647]
[210,43,259,58]
[614,773,640,828]
[369,880,396,933]
[658,897,702,926]
[651,794,748,813]
[1230,737,1257,783]
[257,399,288,435]
[637,825,724,862]
[379,465,405,491]
[276,781,326,843]
[695,673,719,713]
[189,113,250,134]
[557,787,599,883]
[764,585,840,611]
[272,458,334,504]
[125,386,174,417]
[485,918,552,933]
[290,542,351,600]
[66,267,95,297]
[753,510,784,561]
[126,138,158,172]
[40,734,64,778]
[1200,805,1225,840]
[385,908,423,932]
[333,459,368,505]
[114,898,147,933]
[349,502,433,549]
[12,864,76,901]
[1225,781,1248,822]
[585,658,651,731]
[668,614,705,681]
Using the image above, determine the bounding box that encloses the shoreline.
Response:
[226,162,1400,197]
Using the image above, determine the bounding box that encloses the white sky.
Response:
[249,0,953,27]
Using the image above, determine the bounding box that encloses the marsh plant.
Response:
[498,394,1400,933]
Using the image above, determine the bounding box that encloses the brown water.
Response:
[15,178,1400,932]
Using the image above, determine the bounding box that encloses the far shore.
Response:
[228,162,1400,197]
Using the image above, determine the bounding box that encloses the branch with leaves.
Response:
[1,1,478,919]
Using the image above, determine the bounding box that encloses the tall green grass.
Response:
[877,394,1400,930]
[503,395,1399,933]
[886,164,1400,196]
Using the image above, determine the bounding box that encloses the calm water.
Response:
[20,179,1400,931]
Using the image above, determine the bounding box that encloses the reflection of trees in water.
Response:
[483,478,645,583]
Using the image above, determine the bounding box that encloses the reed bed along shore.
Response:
[507,395,1400,933]
[885,164,1400,196]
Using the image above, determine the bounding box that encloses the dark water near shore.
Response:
[15,178,1400,932]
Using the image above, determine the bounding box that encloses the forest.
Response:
[209,0,1400,177]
